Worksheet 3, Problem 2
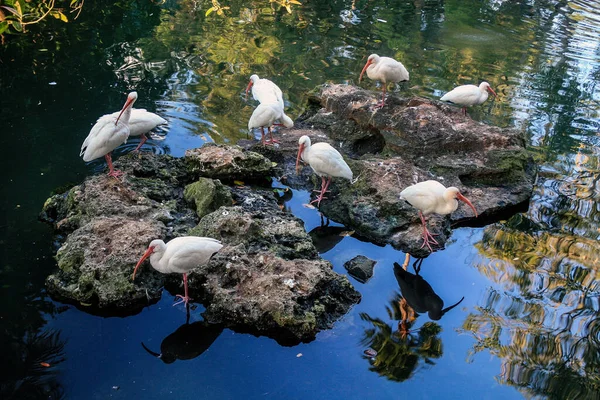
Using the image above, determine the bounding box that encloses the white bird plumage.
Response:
[93,108,167,151]
[400,180,478,251]
[248,102,294,145]
[132,236,223,307]
[246,74,285,110]
[440,82,497,115]
[359,54,409,108]
[80,92,138,178]
[296,135,353,206]
[246,74,293,145]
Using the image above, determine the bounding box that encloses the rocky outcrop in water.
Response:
[252,84,536,257]
[40,83,536,342]
[40,146,360,344]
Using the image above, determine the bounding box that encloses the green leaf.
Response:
[11,19,22,32]
[0,21,8,35]
[0,6,19,17]
[205,6,215,16]
[14,0,22,18]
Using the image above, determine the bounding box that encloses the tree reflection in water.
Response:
[0,330,66,400]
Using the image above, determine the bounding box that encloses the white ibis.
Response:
[132,236,223,307]
[80,92,138,178]
[440,82,497,115]
[295,135,353,206]
[400,180,478,251]
[248,102,294,145]
[107,108,167,151]
[245,74,285,110]
[359,54,409,108]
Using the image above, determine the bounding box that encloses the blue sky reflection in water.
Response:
[2,0,600,399]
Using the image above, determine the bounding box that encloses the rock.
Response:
[41,153,360,344]
[258,84,536,256]
[344,255,376,283]
[183,178,233,218]
[185,143,273,181]
[184,187,360,344]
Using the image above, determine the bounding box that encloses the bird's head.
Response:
[447,187,478,217]
[295,135,311,174]
[359,54,379,82]
[116,91,138,124]
[480,82,497,98]
[245,74,259,100]
[132,239,164,280]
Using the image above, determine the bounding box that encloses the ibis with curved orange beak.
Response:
[295,135,352,206]
[400,180,478,252]
[359,54,409,108]
[132,236,223,307]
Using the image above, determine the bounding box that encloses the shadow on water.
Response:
[140,311,223,364]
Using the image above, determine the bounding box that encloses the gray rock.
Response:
[185,143,273,181]
[256,84,536,257]
[344,255,377,283]
[41,152,360,344]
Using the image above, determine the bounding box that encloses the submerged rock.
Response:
[41,150,360,343]
[257,84,536,256]
[344,255,377,283]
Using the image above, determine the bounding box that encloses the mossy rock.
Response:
[183,178,233,218]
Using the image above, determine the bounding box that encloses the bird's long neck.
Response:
[441,191,459,214]
[119,107,133,125]
[301,141,311,162]
[149,248,168,273]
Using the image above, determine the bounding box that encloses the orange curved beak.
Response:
[457,193,478,217]
[132,246,153,281]
[359,60,372,83]
[487,86,498,98]
[295,143,305,175]
[116,96,135,125]
[245,80,253,100]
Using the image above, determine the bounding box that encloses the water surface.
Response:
[2,0,600,398]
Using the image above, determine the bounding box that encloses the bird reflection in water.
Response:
[308,215,348,254]
[393,255,464,321]
[360,255,464,381]
[141,312,223,364]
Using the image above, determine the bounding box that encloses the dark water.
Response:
[2,0,600,398]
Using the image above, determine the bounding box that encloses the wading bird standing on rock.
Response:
[107,108,167,151]
[132,236,223,307]
[295,135,353,207]
[400,180,478,252]
[245,74,285,109]
[248,102,294,145]
[440,82,497,116]
[80,92,138,178]
[359,54,409,108]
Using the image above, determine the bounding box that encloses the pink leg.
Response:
[133,134,148,152]
[419,211,439,252]
[260,127,266,145]
[173,273,191,306]
[376,84,387,109]
[263,127,280,145]
[105,153,123,179]
[310,176,332,206]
